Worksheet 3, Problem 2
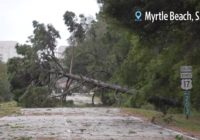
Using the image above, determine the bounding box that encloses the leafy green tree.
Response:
[63,15,132,82]
[7,20,61,106]
[98,0,200,110]
[98,0,200,38]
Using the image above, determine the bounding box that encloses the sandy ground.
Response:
[0,107,197,140]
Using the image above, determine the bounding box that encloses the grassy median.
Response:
[122,108,200,135]
[0,101,21,117]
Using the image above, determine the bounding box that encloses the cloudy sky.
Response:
[0,0,100,46]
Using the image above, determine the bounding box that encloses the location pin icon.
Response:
[135,10,142,21]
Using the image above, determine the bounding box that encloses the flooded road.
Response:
[66,93,102,106]
[0,108,195,140]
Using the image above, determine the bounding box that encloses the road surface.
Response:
[0,108,196,140]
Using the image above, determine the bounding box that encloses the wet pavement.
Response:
[0,108,196,140]
[66,93,102,106]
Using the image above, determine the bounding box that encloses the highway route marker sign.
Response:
[180,66,192,119]
[181,79,192,90]
[180,66,192,90]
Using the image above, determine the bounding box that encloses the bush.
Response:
[18,86,74,108]
[122,95,136,107]
[101,92,116,106]
[0,79,12,102]
[19,86,48,107]
[13,88,26,102]
[167,107,182,114]
[141,103,155,110]
[120,91,145,108]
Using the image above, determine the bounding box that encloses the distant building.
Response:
[0,41,19,62]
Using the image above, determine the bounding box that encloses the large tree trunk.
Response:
[60,73,133,94]
[49,54,134,95]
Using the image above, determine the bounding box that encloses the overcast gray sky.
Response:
[0,0,100,46]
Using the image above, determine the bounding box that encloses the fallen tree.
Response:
[61,73,132,94]
[48,52,135,100]
[49,70,135,105]
[47,48,136,104]
[59,73,135,105]
[8,20,135,107]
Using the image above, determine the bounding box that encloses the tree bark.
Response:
[60,73,133,94]
[48,54,134,95]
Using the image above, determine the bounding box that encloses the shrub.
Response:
[101,92,116,106]
[0,79,12,102]
[18,86,74,108]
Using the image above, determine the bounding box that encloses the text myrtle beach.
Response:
[135,11,200,22]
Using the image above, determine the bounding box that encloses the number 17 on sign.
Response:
[181,79,192,90]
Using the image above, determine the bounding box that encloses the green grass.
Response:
[10,124,24,129]
[122,108,200,133]
[122,108,162,119]
[16,137,32,140]
[0,101,21,117]
[172,113,200,132]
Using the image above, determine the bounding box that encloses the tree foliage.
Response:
[5,2,200,111]
[63,15,132,81]
[7,21,61,106]
[96,0,200,110]
[98,0,200,38]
